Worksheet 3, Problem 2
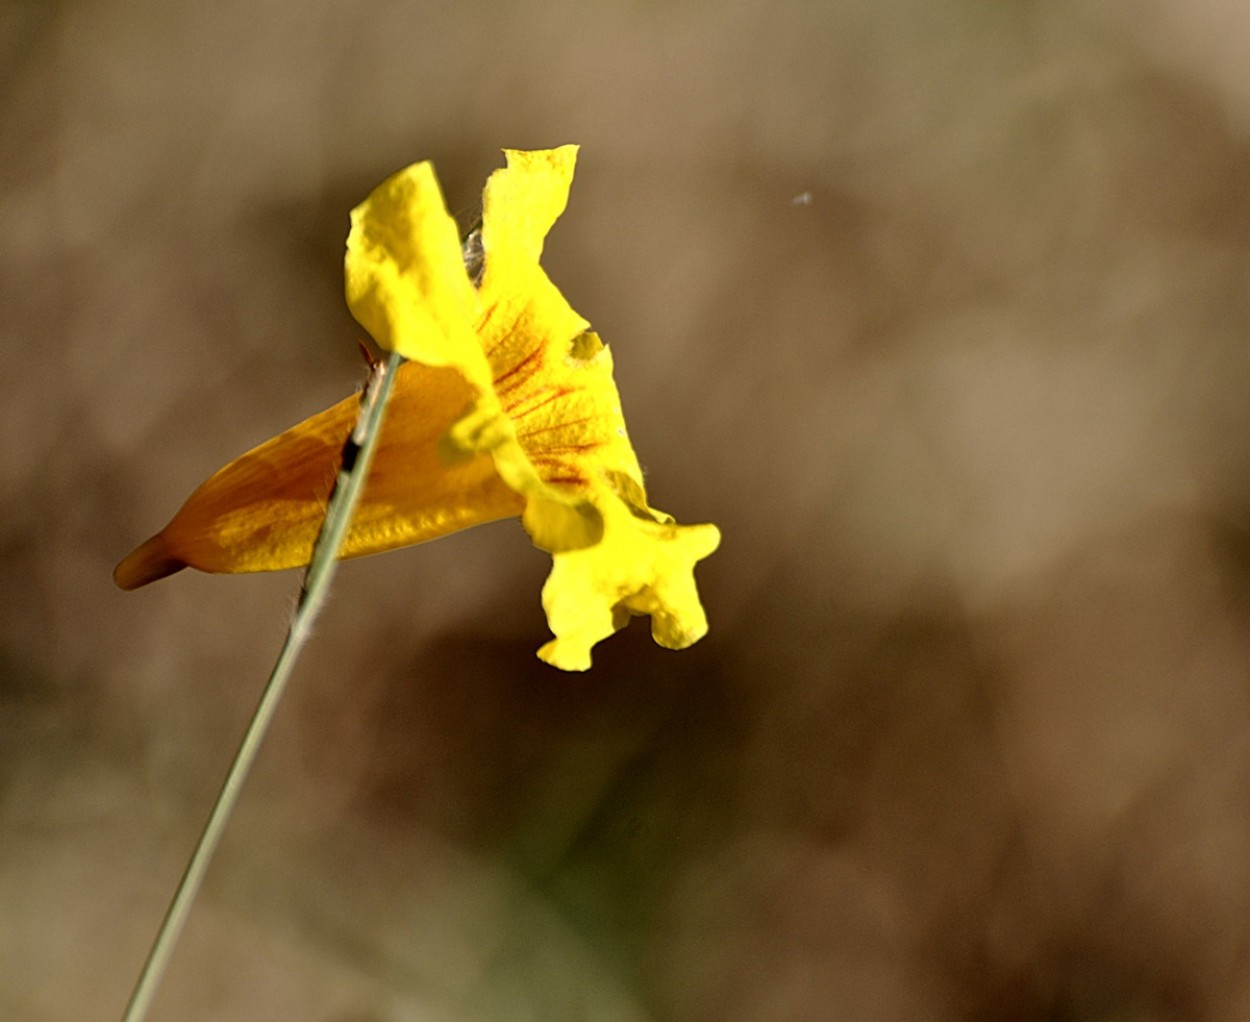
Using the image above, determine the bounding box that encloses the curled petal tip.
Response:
[114,533,187,591]
[536,640,592,672]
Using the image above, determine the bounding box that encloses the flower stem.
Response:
[120,349,405,1022]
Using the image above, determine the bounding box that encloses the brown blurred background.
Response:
[5,0,1250,1019]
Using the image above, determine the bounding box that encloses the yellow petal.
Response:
[477,146,592,377]
[537,490,721,672]
[482,146,581,271]
[345,161,491,392]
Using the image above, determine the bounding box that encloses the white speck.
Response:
[791,191,812,206]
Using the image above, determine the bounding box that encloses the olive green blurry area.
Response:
[5,0,1250,1020]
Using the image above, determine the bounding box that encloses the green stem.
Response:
[120,349,405,1022]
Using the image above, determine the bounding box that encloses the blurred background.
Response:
[5,0,1250,1018]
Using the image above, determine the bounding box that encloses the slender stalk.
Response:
[120,350,405,1022]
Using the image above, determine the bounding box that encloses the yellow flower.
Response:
[115,146,720,671]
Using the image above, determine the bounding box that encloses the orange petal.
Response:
[114,360,523,590]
